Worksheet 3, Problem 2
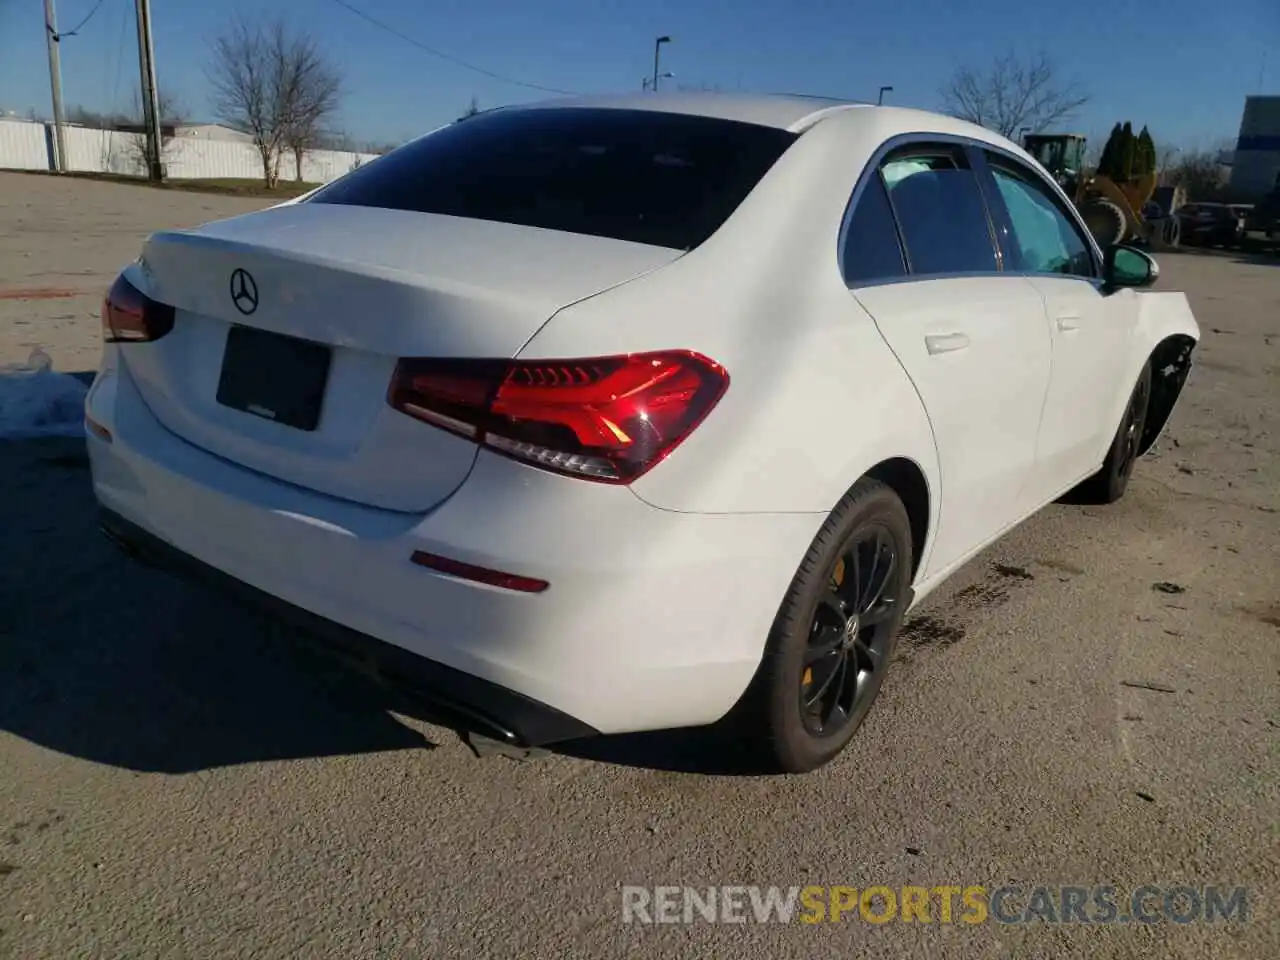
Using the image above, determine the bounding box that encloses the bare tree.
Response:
[207,17,343,187]
[1154,140,1182,179]
[123,91,183,177]
[1167,150,1225,199]
[940,50,1089,139]
[460,96,481,119]
[1161,138,1234,199]
[68,104,127,127]
[282,46,342,183]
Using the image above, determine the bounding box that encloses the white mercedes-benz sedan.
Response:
[87,93,1200,772]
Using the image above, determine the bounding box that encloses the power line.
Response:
[49,0,109,40]
[329,0,580,96]
[97,0,131,162]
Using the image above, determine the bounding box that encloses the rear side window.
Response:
[880,148,998,275]
[841,172,907,284]
[308,108,798,250]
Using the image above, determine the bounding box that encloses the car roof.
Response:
[500,91,872,133]
[494,91,1020,147]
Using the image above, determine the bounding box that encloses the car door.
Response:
[842,141,1053,580]
[975,149,1136,501]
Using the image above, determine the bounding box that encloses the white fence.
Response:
[0,119,49,170]
[0,119,379,183]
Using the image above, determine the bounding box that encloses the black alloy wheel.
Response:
[1072,361,1153,504]
[731,478,914,774]
[1115,365,1151,490]
[801,523,900,738]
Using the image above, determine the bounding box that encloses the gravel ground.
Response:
[1,172,1277,959]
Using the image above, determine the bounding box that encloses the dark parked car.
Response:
[1241,191,1280,252]
[1178,202,1246,248]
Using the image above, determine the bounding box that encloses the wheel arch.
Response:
[1138,333,1197,456]
[864,456,932,580]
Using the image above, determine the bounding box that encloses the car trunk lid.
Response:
[121,203,681,512]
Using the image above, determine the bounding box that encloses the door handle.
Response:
[1055,315,1082,332]
[925,332,970,355]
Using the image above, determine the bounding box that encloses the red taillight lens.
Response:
[388,350,729,483]
[101,274,175,343]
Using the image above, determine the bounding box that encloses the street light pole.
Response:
[652,35,671,91]
[877,85,893,105]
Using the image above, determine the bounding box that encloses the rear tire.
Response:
[1073,361,1153,505]
[732,478,913,774]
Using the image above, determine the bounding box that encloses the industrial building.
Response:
[1230,95,1280,197]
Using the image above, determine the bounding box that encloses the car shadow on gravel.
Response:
[0,431,777,778]
[0,436,437,774]
[553,726,774,776]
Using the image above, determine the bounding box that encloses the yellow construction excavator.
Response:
[1022,133,1182,251]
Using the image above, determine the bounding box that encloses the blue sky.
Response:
[2,0,1276,148]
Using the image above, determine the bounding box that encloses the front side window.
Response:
[307,107,798,251]
[880,148,999,276]
[986,156,1095,278]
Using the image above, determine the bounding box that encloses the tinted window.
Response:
[881,150,998,275]
[308,108,798,250]
[986,157,1095,278]
[841,172,906,284]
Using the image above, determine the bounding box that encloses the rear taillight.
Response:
[101,274,175,343]
[387,350,729,483]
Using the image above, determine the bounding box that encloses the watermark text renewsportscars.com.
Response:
[621,885,1249,925]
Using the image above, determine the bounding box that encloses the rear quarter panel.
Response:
[518,113,940,533]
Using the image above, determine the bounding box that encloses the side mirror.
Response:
[1103,244,1159,290]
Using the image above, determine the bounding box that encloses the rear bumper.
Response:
[85,351,825,738]
[98,507,596,747]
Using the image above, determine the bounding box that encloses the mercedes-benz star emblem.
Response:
[230,268,259,315]
[842,614,861,650]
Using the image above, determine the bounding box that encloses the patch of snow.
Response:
[0,348,88,439]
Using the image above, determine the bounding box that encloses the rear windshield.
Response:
[307,107,798,250]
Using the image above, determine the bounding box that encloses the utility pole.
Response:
[43,0,68,172]
[134,0,164,182]
[877,85,893,106]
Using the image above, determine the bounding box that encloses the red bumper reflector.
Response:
[410,550,549,594]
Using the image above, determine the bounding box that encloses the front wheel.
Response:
[734,478,913,774]
[1073,362,1153,504]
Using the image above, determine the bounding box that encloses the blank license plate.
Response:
[216,325,332,431]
